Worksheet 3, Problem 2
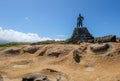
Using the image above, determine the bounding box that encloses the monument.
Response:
[77,13,84,28]
[67,13,94,44]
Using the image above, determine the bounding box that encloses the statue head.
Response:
[79,13,81,17]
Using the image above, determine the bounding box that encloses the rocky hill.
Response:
[0,43,120,81]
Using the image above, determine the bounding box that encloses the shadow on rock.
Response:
[73,50,82,63]
[3,48,21,55]
[23,46,40,54]
[22,73,50,81]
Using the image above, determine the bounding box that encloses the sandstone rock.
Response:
[41,68,59,74]
[23,46,40,54]
[90,43,110,53]
[46,45,72,57]
[39,49,46,56]
[78,45,87,52]
[107,48,120,57]
[73,50,82,63]
[94,35,116,43]
[38,45,73,57]
[22,73,50,81]
[34,77,49,81]
[4,48,21,55]
[67,27,94,44]
[48,52,61,57]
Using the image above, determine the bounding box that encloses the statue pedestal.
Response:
[67,27,94,44]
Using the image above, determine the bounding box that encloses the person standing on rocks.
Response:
[77,13,84,28]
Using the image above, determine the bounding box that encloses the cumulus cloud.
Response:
[0,27,52,43]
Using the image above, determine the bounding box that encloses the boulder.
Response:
[22,73,50,81]
[67,27,94,44]
[4,48,21,55]
[23,46,39,54]
[90,43,110,53]
[94,35,116,43]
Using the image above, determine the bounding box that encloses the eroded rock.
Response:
[3,48,21,55]
[22,73,50,81]
[73,50,82,63]
[90,43,110,53]
[37,45,73,57]
[94,35,116,43]
[23,46,40,54]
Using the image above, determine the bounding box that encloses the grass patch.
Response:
[0,40,67,47]
[0,42,29,47]
[31,40,67,45]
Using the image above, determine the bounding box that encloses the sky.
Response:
[0,0,120,43]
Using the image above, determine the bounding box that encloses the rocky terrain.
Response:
[0,42,120,81]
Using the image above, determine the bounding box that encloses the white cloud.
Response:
[0,27,52,43]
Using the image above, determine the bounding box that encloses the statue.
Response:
[77,13,84,28]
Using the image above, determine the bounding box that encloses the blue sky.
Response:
[0,0,120,43]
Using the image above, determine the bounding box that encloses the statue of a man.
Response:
[77,13,84,28]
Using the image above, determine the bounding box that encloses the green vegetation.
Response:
[31,40,67,45]
[0,42,28,47]
[0,40,67,47]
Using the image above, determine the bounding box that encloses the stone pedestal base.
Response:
[67,27,94,44]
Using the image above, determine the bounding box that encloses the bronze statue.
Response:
[77,13,84,28]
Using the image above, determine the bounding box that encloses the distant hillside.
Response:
[0,42,29,47]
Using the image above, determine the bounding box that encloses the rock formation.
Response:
[22,73,50,81]
[23,46,41,54]
[73,50,82,63]
[94,35,116,43]
[90,43,110,53]
[0,43,120,81]
[67,27,94,44]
